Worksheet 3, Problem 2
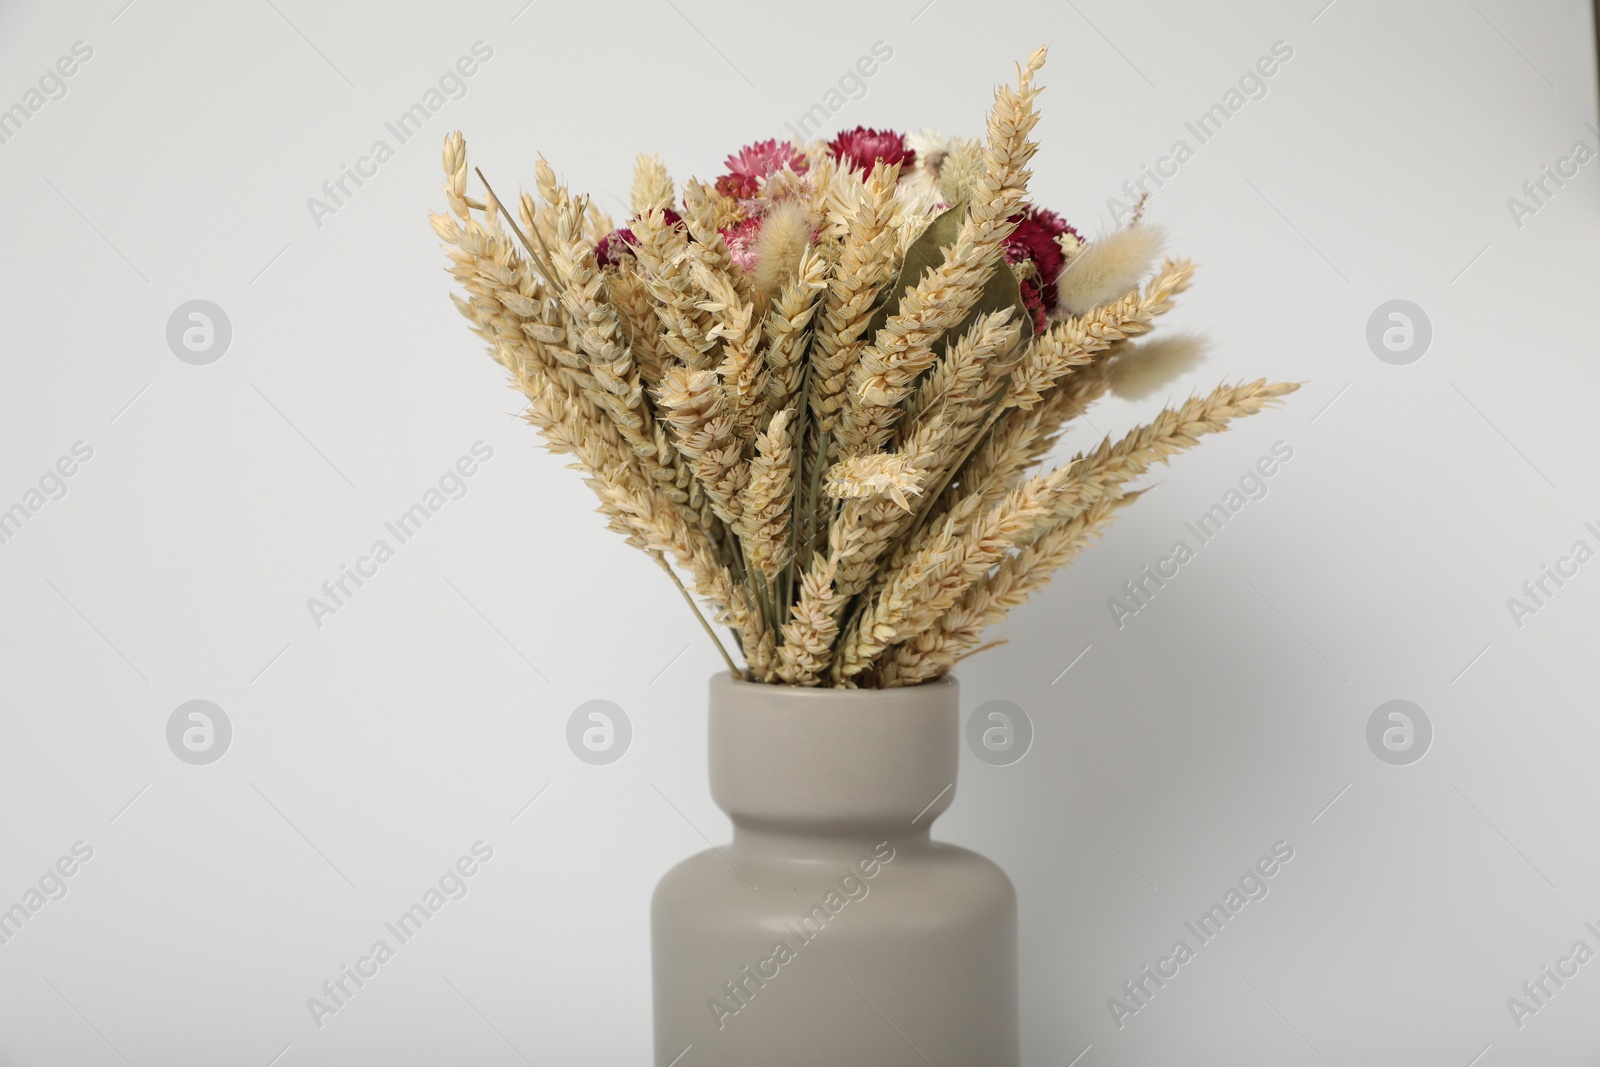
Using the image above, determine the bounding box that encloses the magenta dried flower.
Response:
[715,139,809,201]
[827,126,915,174]
[595,227,635,268]
[1003,206,1078,323]
[595,208,683,268]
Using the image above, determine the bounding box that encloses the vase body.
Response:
[651,673,1018,1067]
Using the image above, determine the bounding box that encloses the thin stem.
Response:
[653,554,742,679]
[474,166,563,294]
[781,362,817,623]
[756,570,780,646]
[799,400,831,586]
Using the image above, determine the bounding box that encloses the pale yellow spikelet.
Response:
[735,408,796,582]
[902,309,1023,443]
[655,366,748,524]
[846,312,1027,595]
[774,554,847,685]
[888,200,933,261]
[800,154,839,212]
[682,178,755,304]
[857,382,1292,684]
[746,629,777,682]
[495,323,753,675]
[815,157,865,239]
[877,493,1137,686]
[533,157,566,212]
[833,462,1069,682]
[761,162,817,207]
[499,190,558,295]
[826,499,903,600]
[630,208,717,370]
[885,268,1193,575]
[606,259,669,388]
[547,196,654,454]
[527,158,571,258]
[442,131,469,219]
[439,51,1299,688]
[825,452,926,512]
[1038,378,1302,533]
[847,48,1047,418]
[631,153,674,215]
[811,162,900,436]
[1056,224,1166,317]
[761,244,828,421]
[938,137,984,205]
[688,258,764,438]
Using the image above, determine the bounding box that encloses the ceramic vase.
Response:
[651,672,1018,1066]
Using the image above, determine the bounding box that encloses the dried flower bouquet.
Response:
[432,48,1295,688]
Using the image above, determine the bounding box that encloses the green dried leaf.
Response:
[867,202,1034,351]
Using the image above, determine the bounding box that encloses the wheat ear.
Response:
[876,493,1138,686]
[842,47,1047,439]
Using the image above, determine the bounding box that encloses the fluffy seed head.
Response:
[753,201,815,298]
[1057,224,1166,317]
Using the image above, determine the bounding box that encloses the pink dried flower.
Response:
[720,215,763,273]
[827,126,915,174]
[715,139,809,200]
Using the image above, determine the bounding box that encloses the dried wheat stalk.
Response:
[433,50,1298,687]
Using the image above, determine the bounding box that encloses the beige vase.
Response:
[651,672,1019,1066]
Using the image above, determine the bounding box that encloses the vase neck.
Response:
[708,674,961,830]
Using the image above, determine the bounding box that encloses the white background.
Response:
[2,1,1598,1064]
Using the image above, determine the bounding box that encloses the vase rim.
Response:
[710,670,957,699]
